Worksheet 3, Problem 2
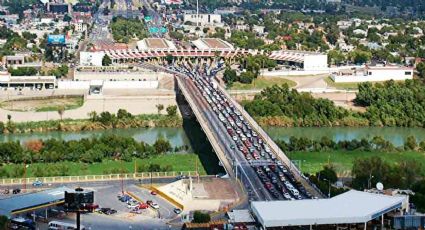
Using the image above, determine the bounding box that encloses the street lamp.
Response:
[323,178,331,198]
[368,173,374,190]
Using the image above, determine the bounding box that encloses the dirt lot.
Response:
[202,178,240,200]
[0,96,84,112]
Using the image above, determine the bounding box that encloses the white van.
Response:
[48,221,85,230]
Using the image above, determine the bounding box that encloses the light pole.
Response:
[323,178,331,198]
[368,173,374,190]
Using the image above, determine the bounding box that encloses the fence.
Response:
[0,171,198,186]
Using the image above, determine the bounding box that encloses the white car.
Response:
[150,203,160,209]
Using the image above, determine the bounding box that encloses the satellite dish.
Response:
[376,182,384,191]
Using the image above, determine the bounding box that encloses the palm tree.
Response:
[156,104,164,114]
[88,111,98,122]
[57,106,65,121]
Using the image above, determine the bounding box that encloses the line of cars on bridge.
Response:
[171,62,312,201]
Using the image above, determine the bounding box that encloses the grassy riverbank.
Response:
[230,76,296,90]
[2,114,183,134]
[1,154,206,178]
[289,150,425,175]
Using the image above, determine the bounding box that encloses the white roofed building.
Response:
[269,50,328,71]
[251,190,409,229]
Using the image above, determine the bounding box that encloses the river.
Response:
[1,126,423,147]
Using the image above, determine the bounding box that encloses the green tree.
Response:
[316,165,338,184]
[417,62,425,80]
[156,104,164,114]
[102,54,112,66]
[404,136,417,150]
[166,105,177,116]
[153,138,171,154]
[192,211,211,223]
[57,105,65,121]
[0,215,9,230]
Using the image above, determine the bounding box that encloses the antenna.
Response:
[376,182,384,191]
[196,0,199,27]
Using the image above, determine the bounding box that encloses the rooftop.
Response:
[0,187,73,217]
[192,38,234,51]
[251,190,408,227]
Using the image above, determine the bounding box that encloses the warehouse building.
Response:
[331,65,414,83]
[251,190,409,229]
[269,50,328,71]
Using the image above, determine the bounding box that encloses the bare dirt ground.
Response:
[312,92,366,112]
[0,97,83,112]
[202,178,240,200]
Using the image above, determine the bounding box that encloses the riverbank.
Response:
[1,114,183,134]
[0,154,206,178]
[289,150,425,176]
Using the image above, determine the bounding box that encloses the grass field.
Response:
[0,96,84,112]
[3,154,206,178]
[324,77,360,90]
[230,76,296,90]
[289,151,425,176]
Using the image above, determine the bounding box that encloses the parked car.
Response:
[173,208,182,214]
[32,180,43,187]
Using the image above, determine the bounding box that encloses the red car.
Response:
[138,203,149,209]
[151,191,157,195]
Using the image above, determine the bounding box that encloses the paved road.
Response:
[176,75,274,202]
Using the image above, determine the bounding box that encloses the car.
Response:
[32,180,43,187]
[150,203,160,209]
[12,188,21,194]
[151,191,157,195]
[138,203,149,209]
[173,208,182,214]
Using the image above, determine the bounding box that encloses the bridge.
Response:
[145,64,325,201]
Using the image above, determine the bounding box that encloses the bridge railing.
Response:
[215,79,324,198]
[0,171,198,186]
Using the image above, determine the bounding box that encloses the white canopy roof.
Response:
[251,190,407,227]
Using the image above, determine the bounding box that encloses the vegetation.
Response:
[0,110,182,134]
[110,17,147,43]
[166,105,178,116]
[0,96,84,112]
[102,54,112,66]
[47,65,69,78]
[355,80,425,127]
[9,67,38,76]
[411,180,425,212]
[0,154,205,178]
[230,76,296,90]
[192,211,211,223]
[245,80,425,128]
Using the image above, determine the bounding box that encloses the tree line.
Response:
[0,134,188,165]
[275,135,425,153]
[244,80,425,128]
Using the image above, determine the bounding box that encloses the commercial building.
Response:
[269,50,328,71]
[192,38,235,51]
[137,38,177,51]
[0,186,73,218]
[331,65,414,83]
[79,51,105,66]
[0,74,56,89]
[251,190,409,229]
[46,3,71,14]
[183,14,222,26]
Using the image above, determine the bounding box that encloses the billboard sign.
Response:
[149,27,159,33]
[47,35,66,45]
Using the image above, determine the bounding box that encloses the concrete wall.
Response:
[262,69,329,76]
[303,55,328,71]
[103,80,158,89]
[74,71,170,81]
[57,80,90,89]
[332,68,413,83]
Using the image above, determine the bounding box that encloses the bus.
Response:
[48,221,86,230]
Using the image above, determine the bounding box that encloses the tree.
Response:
[316,165,338,184]
[165,54,174,64]
[153,138,171,154]
[102,54,112,66]
[404,136,417,150]
[417,62,425,80]
[117,109,132,119]
[0,215,9,230]
[156,104,164,114]
[192,211,211,223]
[57,106,65,121]
[166,105,177,116]
[24,140,43,153]
[88,111,98,122]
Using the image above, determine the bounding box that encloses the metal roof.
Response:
[251,190,408,227]
[0,186,73,217]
